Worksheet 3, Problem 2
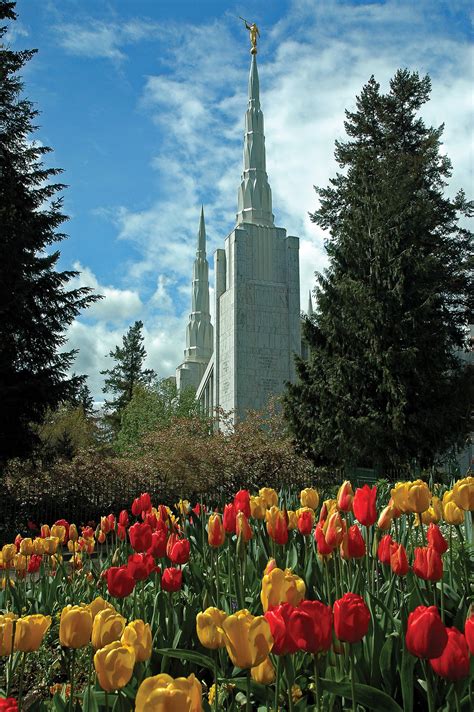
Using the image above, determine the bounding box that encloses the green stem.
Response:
[6,618,17,697]
[246,669,251,712]
[422,660,436,712]
[274,656,281,712]
[364,526,371,594]
[85,645,93,712]
[69,648,76,712]
[17,651,27,711]
[214,652,219,712]
[349,644,356,712]
[105,691,109,712]
[448,527,453,589]
[454,685,461,712]
[313,655,321,712]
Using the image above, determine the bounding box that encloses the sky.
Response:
[5,0,473,401]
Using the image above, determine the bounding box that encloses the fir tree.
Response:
[0,2,99,461]
[101,320,156,430]
[285,70,473,472]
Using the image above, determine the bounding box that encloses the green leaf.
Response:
[81,687,99,712]
[379,633,399,691]
[320,678,404,712]
[155,647,215,671]
[51,693,67,712]
[400,649,415,712]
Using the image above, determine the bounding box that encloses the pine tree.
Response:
[0,2,99,461]
[101,320,156,430]
[285,70,473,472]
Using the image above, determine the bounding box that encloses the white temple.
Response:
[176,47,301,420]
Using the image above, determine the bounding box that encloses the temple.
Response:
[176,51,302,420]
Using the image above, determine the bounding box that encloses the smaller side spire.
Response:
[197,204,206,253]
[307,290,314,317]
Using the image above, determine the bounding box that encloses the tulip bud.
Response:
[235,512,253,543]
[336,481,354,512]
[208,514,225,547]
[69,524,79,543]
[300,487,319,510]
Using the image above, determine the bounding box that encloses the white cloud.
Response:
[71,262,143,323]
[54,18,161,60]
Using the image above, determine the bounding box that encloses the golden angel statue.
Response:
[240,17,260,54]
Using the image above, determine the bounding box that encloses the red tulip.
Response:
[106,566,135,598]
[325,512,345,548]
[166,534,191,564]
[333,593,370,643]
[291,600,333,653]
[465,609,474,656]
[429,627,470,681]
[234,490,251,518]
[426,524,448,555]
[128,522,153,553]
[0,699,18,712]
[107,513,115,531]
[352,485,377,526]
[314,523,334,556]
[236,512,253,543]
[144,511,158,530]
[82,526,94,539]
[119,510,129,527]
[148,530,168,559]
[223,503,237,534]
[208,514,225,547]
[161,567,182,592]
[264,603,300,655]
[117,524,127,541]
[127,552,155,581]
[341,525,366,560]
[413,547,443,582]
[377,534,394,565]
[297,510,314,536]
[54,519,70,542]
[390,543,409,576]
[405,606,448,658]
[27,554,42,574]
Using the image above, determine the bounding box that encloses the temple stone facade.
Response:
[176,53,301,421]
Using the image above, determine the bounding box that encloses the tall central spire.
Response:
[236,55,274,227]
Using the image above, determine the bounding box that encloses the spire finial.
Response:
[308,290,314,317]
[240,17,260,54]
[198,205,206,253]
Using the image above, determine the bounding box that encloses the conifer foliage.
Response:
[0,1,98,461]
[285,70,473,471]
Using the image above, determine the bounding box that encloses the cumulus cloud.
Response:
[53,18,161,61]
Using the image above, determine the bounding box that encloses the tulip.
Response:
[129,522,153,553]
[324,511,345,548]
[234,490,251,518]
[32,538,45,555]
[127,553,155,581]
[135,673,202,712]
[426,524,448,554]
[390,482,410,513]
[390,543,409,576]
[97,531,106,545]
[106,566,136,598]
[19,538,34,557]
[161,567,182,592]
[250,496,267,520]
[413,547,443,582]
[91,608,126,649]
[148,529,168,559]
[266,506,288,545]
[377,504,394,531]
[196,607,227,649]
[88,597,114,622]
[377,534,394,565]
[352,485,377,526]
[264,602,300,655]
[166,534,190,565]
[442,490,465,525]
[223,503,236,533]
[2,544,17,564]
[300,487,319,510]
[119,510,129,528]
[406,480,431,514]
[51,524,66,543]
[121,620,152,662]
[418,496,443,526]
[0,613,17,656]
[452,476,474,511]
[27,555,42,574]
[405,605,448,658]
[290,599,333,653]
[42,536,59,555]
[287,510,298,530]
[336,481,354,512]
[235,511,253,543]
[260,566,306,612]
[176,499,191,516]
[251,656,275,684]
[13,615,51,652]
[94,640,136,692]
[59,605,93,648]
[0,698,18,712]
[314,523,334,556]
[464,609,474,656]
[259,487,278,508]
[296,508,315,536]
[208,514,225,547]
[429,627,470,681]
[333,593,371,643]
[340,524,366,560]
[222,609,274,668]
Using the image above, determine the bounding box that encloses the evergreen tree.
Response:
[101,320,156,429]
[0,2,99,461]
[285,70,473,472]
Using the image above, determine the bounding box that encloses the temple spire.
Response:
[308,291,314,317]
[184,207,213,362]
[197,204,206,254]
[236,54,274,227]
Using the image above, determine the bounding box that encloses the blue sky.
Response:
[6,0,473,400]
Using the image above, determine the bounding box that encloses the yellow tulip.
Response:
[442,490,465,525]
[92,608,126,649]
[196,608,227,650]
[69,525,79,543]
[19,538,34,557]
[300,487,319,510]
[261,566,306,612]
[121,620,152,662]
[14,554,27,573]
[251,656,275,684]
[250,496,267,520]
[406,480,431,513]
[51,525,66,543]
[14,615,51,652]
[1,544,17,564]
[135,673,202,712]
[32,538,45,555]
[452,476,474,511]
[0,613,18,656]
[88,596,115,622]
[287,510,298,530]
[416,496,444,526]
[94,640,136,692]
[259,487,278,508]
[390,482,410,513]
[176,499,191,515]
[59,605,93,648]
[43,537,59,555]
[222,609,273,669]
